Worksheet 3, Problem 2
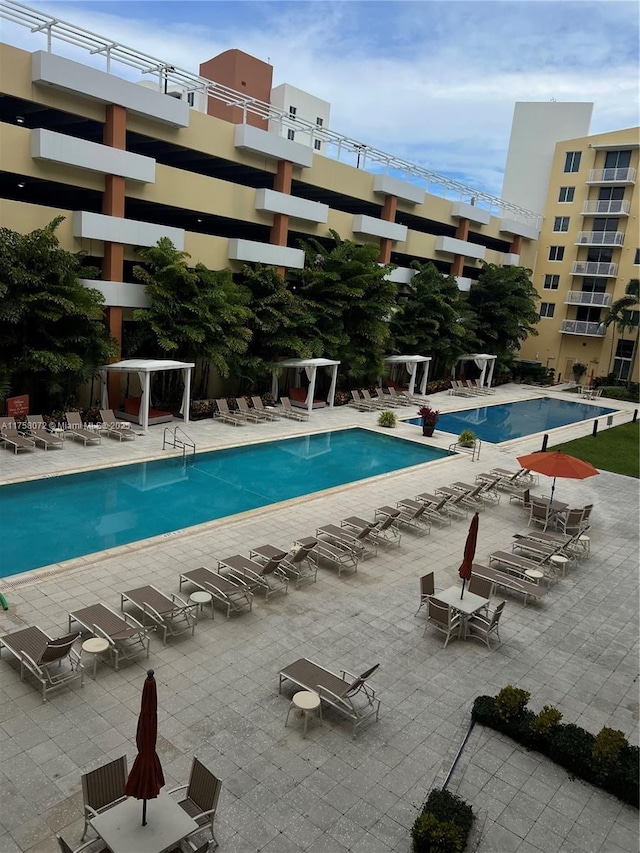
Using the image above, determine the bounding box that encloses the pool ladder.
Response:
[162,426,196,462]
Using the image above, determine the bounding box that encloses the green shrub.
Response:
[377,409,397,428]
[593,727,628,777]
[495,685,531,722]
[531,705,563,735]
[424,789,474,836]
[458,428,476,447]
[412,813,465,853]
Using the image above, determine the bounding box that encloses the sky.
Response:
[2,0,639,199]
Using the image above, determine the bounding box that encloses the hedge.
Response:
[411,788,474,853]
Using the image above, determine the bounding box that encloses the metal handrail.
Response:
[0,0,542,226]
[162,425,195,459]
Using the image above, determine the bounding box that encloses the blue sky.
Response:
[3,1,639,199]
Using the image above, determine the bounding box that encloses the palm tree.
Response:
[602,279,639,386]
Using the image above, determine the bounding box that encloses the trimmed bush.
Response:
[472,693,639,808]
[495,685,531,722]
[377,410,397,428]
[411,788,474,853]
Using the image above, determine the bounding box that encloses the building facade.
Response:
[269,83,330,154]
[517,127,639,384]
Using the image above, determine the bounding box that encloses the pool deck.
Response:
[0,383,638,853]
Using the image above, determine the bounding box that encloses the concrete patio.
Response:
[0,385,637,853]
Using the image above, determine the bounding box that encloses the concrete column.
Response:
[270,160,293,277]
[510,234,522,254]
[378,194,397,264]
[450,255,465,276]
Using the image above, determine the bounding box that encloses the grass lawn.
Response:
[551,420,639,478]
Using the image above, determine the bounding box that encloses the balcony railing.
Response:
[575,231,624,246]
[571,262,618,277]
[560,320,606,337]
[587,167,636,184]
[581,199,631,216]
[565,291,611,307]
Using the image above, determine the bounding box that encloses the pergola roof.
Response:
[456,353,496,363]
[98,358,195,372]
[383,355,432,364]
[275,357,340,368]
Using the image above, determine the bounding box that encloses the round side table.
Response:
[82,637,110,679]
[285,691,322,738]
[189,590,213,620]
[577,535,590,559]
[524,568,544,584]
[550,555,570,578]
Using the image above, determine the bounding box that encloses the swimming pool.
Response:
[405,397,616,443]
[1,428,447,577]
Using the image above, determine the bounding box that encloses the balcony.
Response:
[575,231,624,247]
[565,291,611,307]
[560,320,606,337]
[587,167,636,185]
[571,261,618,277]
[581,199,631,216]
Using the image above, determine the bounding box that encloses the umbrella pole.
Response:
[460,578,466,599]
[142,798,147,826]
[550,477,556,504]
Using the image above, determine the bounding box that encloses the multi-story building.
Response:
[516,126,639,384]
[269,83,330,154]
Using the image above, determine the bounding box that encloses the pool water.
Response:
[1,428,447,577]
[406,397,616,443]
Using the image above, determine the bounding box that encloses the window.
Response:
[604,150,631,169]
[186,92,195,107]
[287,129,295,141]
[598,187,624,201]
[314,139,321,151]
[543,274,560,289]
[564,151,581,173]
[553,216,570,232]
[548,246,565,261]
[558,187,575,203]
[540,303,555,318]
[289,105,297,119]
[613,339,635,380]
[316,117,323,127]
[634,248,640,265]
[587,247,613,262]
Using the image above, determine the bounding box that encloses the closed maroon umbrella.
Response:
[125,669,165,826]
[459,512,479,599]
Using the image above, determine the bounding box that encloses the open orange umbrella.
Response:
[517,451,598,503]
[459,512,479,599]
[125,669,165,826]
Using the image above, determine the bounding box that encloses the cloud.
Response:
[3,0,638,199]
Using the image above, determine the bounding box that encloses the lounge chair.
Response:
[120,585,196,643]
[99,409,135,440]
[179,566,253,618]
[308,537,359,576]
[448,483,486,511]
[471,562,547,607]
[423,598,461,647]
[349,390,377,411]
[68,603,150,670]
[361,389,386,409]
[489,549,557,582]
[25,414,64,449]
[250,541,318,587]
[464,380,483,395]
[450,380,474,397]
[375,501,431,535]
[435,491,468,520]
[490,467,538,487]
[414,495,452,527]
[466,600,505,648]
[386,387,414,406]
[64,411,101,445]
[236,397,268,422]
[278,658,381,738]
[168,757,222,849]
[280,396,309,421]
[372,389,402,408]
[217,554,289,600]
[251,396,281,420]
[341,513,402,548]
[215,398,246,426]
[0,626,83,702]
[80,755,128,841]
[0,416,36,453]
[316,521,379,559]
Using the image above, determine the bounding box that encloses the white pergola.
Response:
[271,358,340,415]
[454,353,497,388]
[383,355,432,397]
[98,358,194,432]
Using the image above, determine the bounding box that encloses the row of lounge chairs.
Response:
[450,379,495,396]
[0,410,135,454]
[349,387,427,411]
[216,396,309,426]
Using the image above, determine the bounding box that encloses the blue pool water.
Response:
[406,397,616,443]
[1,428,447,577]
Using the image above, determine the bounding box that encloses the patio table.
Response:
[90,791,197,853]
[436,586,490,639]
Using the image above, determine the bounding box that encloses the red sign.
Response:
[6,394,29,417]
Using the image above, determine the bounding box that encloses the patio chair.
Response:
[278,658,381,738]
[466,600,506,648]
[236,397,268,422]
[217,554,289,600]
[423,598,461,647]
[528,499,553,531]
[179,566,253,618]
[415,571,437,615]
[250,541,318,588]
[468,574,492,603]
[251,396,281,420]
[509,487,531,510]
[554,507,585,535]
[80,755,128,840]
[0,416,36,454]
[68,603,150,670]
[56,834,103,853]
[120,585,196,643]
[215,398,246,426]
[99,409,135,440]
[64,411,101,445]
[25,414,64,450]
[341,513,402,548]
[168,757,222,850]
[316,521,379,559]
[0,626,83,702]
[280,396,309,421]
[580,504,593,530]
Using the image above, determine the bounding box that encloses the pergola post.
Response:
[306,367,318,415]
[327,363,338,408]
[180,367,192,424]
[408,363,418,396]
[419,360,430,396]
[487,358,496,388]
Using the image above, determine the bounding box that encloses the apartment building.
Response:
[517,127,639,384]
[269,83,330,154]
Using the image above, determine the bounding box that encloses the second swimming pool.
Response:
[2,428,447,577]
